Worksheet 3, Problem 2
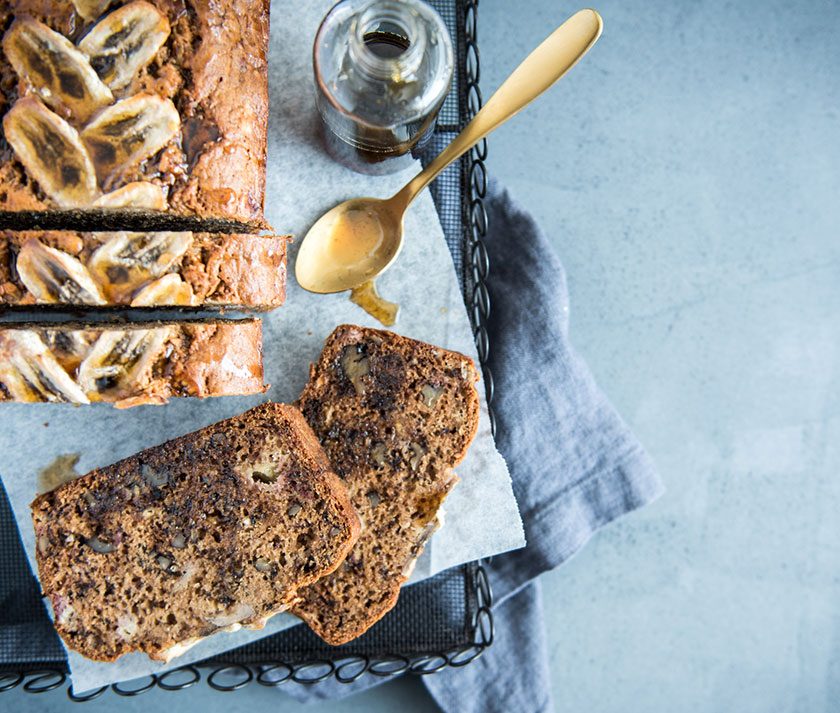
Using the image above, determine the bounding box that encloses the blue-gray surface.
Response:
[8,0,839,710]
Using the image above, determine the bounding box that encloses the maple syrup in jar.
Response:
[314,0,454,175]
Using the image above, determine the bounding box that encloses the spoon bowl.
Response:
[296,9,603,294]
[295,197,404,294]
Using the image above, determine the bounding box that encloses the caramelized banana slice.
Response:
[79,1,171,90]
[71,0,117,22]
[0,331,89,404]
[2,17,113,123]
[44,330,94,374]
[16,238,107,305]
[130,273,196,306]
[77,328,170,398]
[87,231,192,301]
[93,182,166,209]
[81,93,180,184]
[3,98,99,207]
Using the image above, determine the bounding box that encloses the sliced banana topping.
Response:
[0,359,43,403]
[81,93,179,185]
[3,98,99,207]
[79,1,171,91]
[93,182,166,210]
[2,18,113,123]
[0,331,89,404]
[87,231,192,302]
[16,238,106,305]
[42,334,95,380]
[78,328,170,398]
[43,330,94,372]
[71,0,117,22]
[130,273,196,306]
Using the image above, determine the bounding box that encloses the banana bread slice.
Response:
[0,318,265,407]
[0,231,289,309]
[294,325,481,645]
[31,402,361,663]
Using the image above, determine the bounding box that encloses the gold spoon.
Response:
[296,8,603,295]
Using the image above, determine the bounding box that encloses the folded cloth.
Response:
[422,178,663,712]
[283,177,664,708]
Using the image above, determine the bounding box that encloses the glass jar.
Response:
[313,0,454,175]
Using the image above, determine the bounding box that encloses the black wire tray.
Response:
[0,0,495,699]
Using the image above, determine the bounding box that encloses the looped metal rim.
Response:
[469,197,489,237]
[368,655,411,677]
[334,655,370,684]
[464,2,477,38]
[465,41,480,84]
[461,0,494,440]
[470,236,490,280]
[467,83,483,117]
[408,655,449,675]
[0,672,23,693]
[112,674,157,697]
[471,136,488,162]
[290,660,335,685]
[67,684,108,702]
[207,664,253,691]
[470,156,488,197]
[447,643,484,667]
[22,669,66,693]
[156,665,201,691]
[256,663,294,687]
[475,606,495,647]
[475,562,493,607]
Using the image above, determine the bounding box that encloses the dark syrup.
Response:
[320,31,440,175]
[364,29,410,58]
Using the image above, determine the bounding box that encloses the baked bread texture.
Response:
[0,230,289,309]
[0,318,265,407]
[294,325,481,645]
[0,0,270,231]
[31,402,361,662]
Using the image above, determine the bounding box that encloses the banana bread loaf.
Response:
[0,318,265,407]
[0,230,288,308]
[31,402,361,662]
[0,0,270,231]
[294,325,481,645]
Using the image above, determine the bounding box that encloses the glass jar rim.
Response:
[351,0,426,80]
[313,0,455,129]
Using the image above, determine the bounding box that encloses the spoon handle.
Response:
[392,8,602,210]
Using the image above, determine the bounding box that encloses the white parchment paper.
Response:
[0,0,524,692]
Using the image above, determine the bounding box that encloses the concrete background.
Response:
[8,0,839,710]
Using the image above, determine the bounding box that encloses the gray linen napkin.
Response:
[422,178,663,712]
[283,177,664,709]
